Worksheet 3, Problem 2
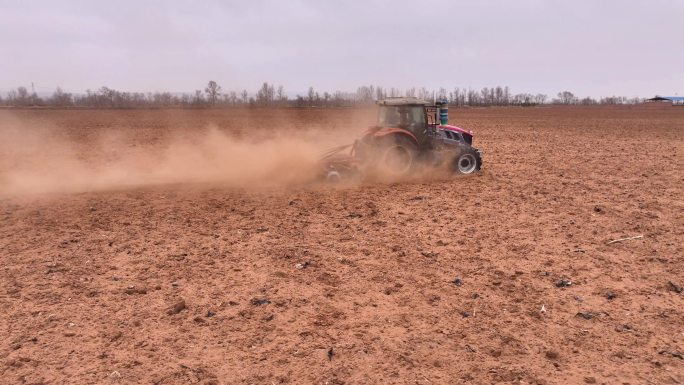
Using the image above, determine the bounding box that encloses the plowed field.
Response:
[1,106,683,384]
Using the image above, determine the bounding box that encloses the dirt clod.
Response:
[110,331,122,342]
[658,350,683,359]
[666,281,682,294]
[576,312,594,320]
[125,287,147,295]
[250,298,271,306]
[167,300,186,315]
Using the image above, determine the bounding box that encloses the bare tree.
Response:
[375,86,385,101]
[418,87,430,101]
[557,91,576,105]
[307,87,315,104]
[51,87,73,107]
[16,87,29,106]
[256,82,275,105]
[6,89,17,105]
[333,90,349,106]
[580,97,598,105]
[205,81,221,106]
[356,86,373,103]
[467,89,479,106]
[180,94,191,106]
[276,85,286,102]
[193,90,205,105]
[479,87,488,104]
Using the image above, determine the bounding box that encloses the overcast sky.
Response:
[1,0,682,98]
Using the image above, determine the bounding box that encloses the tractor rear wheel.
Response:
[373,135,418,177]
[453,147,482,174]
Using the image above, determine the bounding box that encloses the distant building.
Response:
[646,96,684,106]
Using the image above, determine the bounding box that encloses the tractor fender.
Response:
[438,125,474,136]
[364,127,419,146]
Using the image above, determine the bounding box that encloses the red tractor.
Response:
[321,97,482,180]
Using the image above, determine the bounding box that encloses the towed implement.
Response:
[321,97,482,181]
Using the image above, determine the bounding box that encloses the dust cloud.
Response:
[0,115,341,196]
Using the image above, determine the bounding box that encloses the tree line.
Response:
[0,81,644,108]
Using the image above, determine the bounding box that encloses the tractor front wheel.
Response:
[453,147,482,174]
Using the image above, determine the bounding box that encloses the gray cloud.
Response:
[0,0,682,98]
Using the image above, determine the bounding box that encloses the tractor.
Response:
[321,97,482,180]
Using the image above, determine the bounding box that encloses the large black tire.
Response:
[371,135,419,177]
[452,147,482,174]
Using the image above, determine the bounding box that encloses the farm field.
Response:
[1,106,683,384]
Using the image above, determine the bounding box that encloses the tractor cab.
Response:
[376,98,448,146]
[377,98,428,140]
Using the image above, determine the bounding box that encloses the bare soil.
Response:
[1,106,683,384]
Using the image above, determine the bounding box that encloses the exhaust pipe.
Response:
[438,99,448,125]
